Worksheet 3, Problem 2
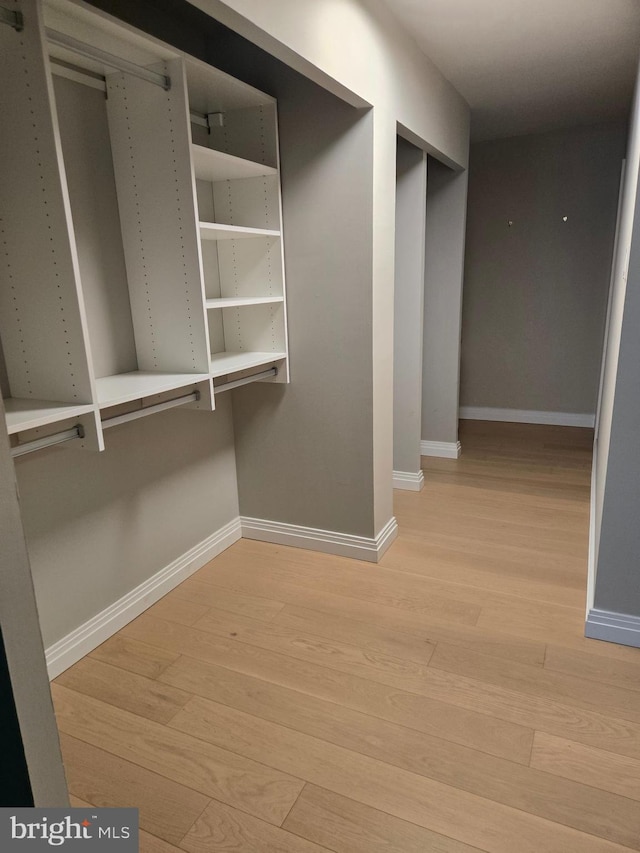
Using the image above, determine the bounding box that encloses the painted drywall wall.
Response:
[589,58,640,618]
[0,400,68,806]
[460,123,626,416]
[591,62,640,602]
[232,74,376,535]
[16,400,239,647]
[422,158,469,444]
[592,161,640,618]
[394,138,426,476]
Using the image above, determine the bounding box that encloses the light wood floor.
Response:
[52,421,640,853]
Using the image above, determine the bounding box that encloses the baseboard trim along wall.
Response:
[420,440,461,459]
[585,609,640,649]
[241,515,399,563]
[45,517,242,679]
[46,513,401,679]
[459,407,595,428]
[393,470,425,491]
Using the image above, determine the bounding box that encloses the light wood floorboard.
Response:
[530,732,640,801]
[180,798,329,853]
[52,422,640,853]
[60,733,210,845]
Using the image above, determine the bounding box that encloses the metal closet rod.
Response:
[10,425,83,458]
[45,28,171,91]
[101,390,200,429]
[9,371,275,455]
[214,367,278,394]
[0,5,23,31]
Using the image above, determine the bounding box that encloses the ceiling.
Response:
[383,0,640,142]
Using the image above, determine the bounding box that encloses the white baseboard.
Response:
[420,440,461,459]
[240,515,398,563]
[45,517,242,679]
[459,406,595,428]
[393,470,424,491]
[585,609,640,649]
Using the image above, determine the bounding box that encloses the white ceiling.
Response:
[384,0,640,141]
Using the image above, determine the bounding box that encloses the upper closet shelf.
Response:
[96,371,210,408]
[199,223,280,241]
[206,296,284,309]
[191,144,277,182]
[3,399,95,435]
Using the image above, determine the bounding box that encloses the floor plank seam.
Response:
[175,798,213,848]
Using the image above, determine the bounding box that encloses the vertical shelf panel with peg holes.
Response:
[0,0,101,449]
[103,57,214,410]
[186,57,289,387]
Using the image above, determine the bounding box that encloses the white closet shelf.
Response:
[191,144,277,182]
[3,398,95,435]
[199,222,280,241]
[96,371,210,407]
[206,296,284,309]
[210,351,287,378]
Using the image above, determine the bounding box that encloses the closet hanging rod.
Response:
[45,28,171,90]
[214,367,277,394]
[50,57,108,92]
[0,5,23,30]
[10,425,83,458]
[190,112,209,129]
[102,390,200,429]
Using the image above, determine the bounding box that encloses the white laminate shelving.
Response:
[1,1,290,456]
[210,351,287,378]
[206,296,284,309]
[3,399,96,435]
[199,222,281,241]
[191,144,277,182]
[0,0,102,449]
[187,53,289,385]
[95,372,211,408]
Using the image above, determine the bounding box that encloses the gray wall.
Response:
[593,161,640,616]
[591,62,640,606]
[460,123,626,415]
[232,72,376,536]
[17,400,239,648]
[394,137,426,475]
[0,400,68,805]
[422,158,468,444]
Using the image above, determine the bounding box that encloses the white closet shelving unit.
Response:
[186,56,289,382]
[0,0,289,456]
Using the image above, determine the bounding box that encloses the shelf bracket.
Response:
[207,112,225,130]
[0,5,24,31]
[189,111,225,132]
[101,390,200,430]
[214,367,278,394]
[10,425,84,458]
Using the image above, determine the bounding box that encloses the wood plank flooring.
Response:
[52,421,640,853]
